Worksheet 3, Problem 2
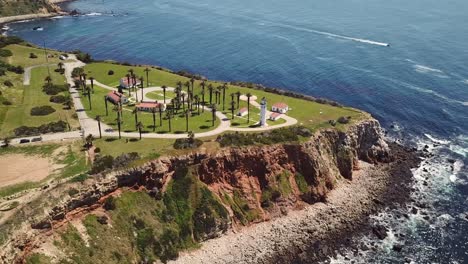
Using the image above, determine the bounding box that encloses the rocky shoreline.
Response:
[171,143,421,264]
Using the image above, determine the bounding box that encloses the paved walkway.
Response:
[6,56,298,145]
[23,63,57,85]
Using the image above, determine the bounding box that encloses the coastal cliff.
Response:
[2,119,411,263]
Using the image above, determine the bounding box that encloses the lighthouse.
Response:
[260,97,267,127]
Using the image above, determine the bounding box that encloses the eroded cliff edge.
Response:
[2,119,413,263]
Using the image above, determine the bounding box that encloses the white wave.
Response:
[85,12,102,16]
[273,23,389,47]
[414,65,443,74]
[424,134,451,145]
[462,80,468,85]
[272,35,301,54]
[51,15,65,19]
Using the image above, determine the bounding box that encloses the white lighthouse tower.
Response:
[259,97,267,127]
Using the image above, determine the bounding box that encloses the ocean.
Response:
[5,0,468,262]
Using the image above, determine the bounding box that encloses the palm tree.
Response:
[184,109,190,132]
[159,106,163,126]
[57,62,64,71]
[44,76,52,85]
[221,83,228,111]
[200,89,205,113]
[140,77,144,102]
[113,105,122,139]
[161,85,167,103]
[181,93,186,111]
[200,80,206,105]
[246,93,252,124]
[215,89,220,105]
[151,107,157,131]
[136,121,144,140]
[188,91,193,111]
[126,73,131,96]
[211,104,217,127]
[95,115,102,138]
[104,96,109,116]
[184,81,191,94]
[85,134,94,149]
[86,86,92,110]
[166,110,173,132]
[208,84,214,105]
[190,78,195,93]
[236,91,241,109]
[230,100,236,119]
[89,77,95,93]
[144,67,150,87]
[194,95,200,115]
[132,108,139,130]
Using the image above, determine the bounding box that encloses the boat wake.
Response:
[274,23,390,47]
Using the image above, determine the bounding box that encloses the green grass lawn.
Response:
[145,90,176,101]
[3,44,69,68]
[93,137,176,159]
[0,66,79,137]
[83,85,220,134]
[84,62,368,132]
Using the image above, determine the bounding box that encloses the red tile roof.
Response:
[137,102,162,108]
[272,102,288,109]
[107,91,124,103]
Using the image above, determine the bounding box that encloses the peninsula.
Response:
[0,36,421,263]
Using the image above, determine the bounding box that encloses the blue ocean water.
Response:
[6,0,468,262]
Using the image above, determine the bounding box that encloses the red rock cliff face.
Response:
[195,119,390,224]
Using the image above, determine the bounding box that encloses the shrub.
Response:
[42,83,68,95]
[49,95,69,103]
[71,67,84,78]
[30,105,56,116]
[29,53,38,59]
[173,138,203,149]
[2,100,12,105]
[13,120,68,136]
[103,196,116,210]
[7,65,24,74]
[90,155,114,174]
[3,80,13,87]
[328,120,337,126]
[94,147,101,153]
[75,51,92,63]
[0,49,12,57]
[216,126,310,147]
[54,68,65,74]
[70,173,89,183]
[107,70,114,75]
[0,36,23,49]
[337,116,351,124]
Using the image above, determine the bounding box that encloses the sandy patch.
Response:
[0,154,54,188]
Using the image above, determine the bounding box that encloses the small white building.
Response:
[271,102,289,114]
[136,101,166,112]
[269,112,281,121]
[120,77,141,89]
[237,107,248,117]
[106,91,128,105]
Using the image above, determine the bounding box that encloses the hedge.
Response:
[30,105,56,116]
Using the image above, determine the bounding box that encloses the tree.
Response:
[44,76,52,85]
[246,93,252,124]
[200,80,206,106]
[181,93,186,111]
[161,85,167,103]
[215,89,220,106]
[159,106,163,126]
[104,96,109,116]
[65,98,73,110]
[194,95,200,115]
[132,108,139,130]
[81,73,87,91]
[200,89,205,113]
[144,67,150,87]
[236,91,241,109]
[89,77,95,92]
[136,121,144,140]
[208,84,214,105]
[140,77,144,102]
[86,86,92,110]
[113,104,122,139]
[190,77,195,93]
[230,100,236,119]
[221,83,228,111]
[184,109,190,132]
[211,104,217,127]
[151,107,157,132]
[57,62,64,70]
[166,110,173,132]
[95,115,102,138]
[85,134,94,149]
[126,73,131,96]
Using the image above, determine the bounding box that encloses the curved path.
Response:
[63,58,297,140]
[23,63,57,85]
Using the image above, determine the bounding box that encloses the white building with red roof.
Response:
[136,101,166,112]
[269,112,282,121]
[120,77,141,89]
[237,107,248,117]
[271,102,289,114]
[106,91,128,105]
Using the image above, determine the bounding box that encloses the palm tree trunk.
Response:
[152,112,156,131]
[247,99,250,123]
[87,93,92,110]
[98,121,102,138]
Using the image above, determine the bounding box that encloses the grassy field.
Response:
[0,44,79,137]
[83,85,220,134]
[3,44,68,68]
[84,62,367,132]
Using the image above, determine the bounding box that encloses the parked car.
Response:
[19,139,30,144]
[105,128,114,132]
[31,137,42,142]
